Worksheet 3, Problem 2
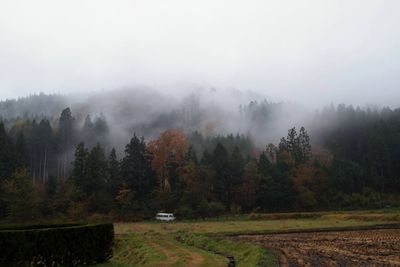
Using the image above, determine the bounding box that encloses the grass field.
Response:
[98,209,400,267]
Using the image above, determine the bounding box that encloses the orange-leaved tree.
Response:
[147,130,189,192]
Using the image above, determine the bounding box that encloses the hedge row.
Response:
[0,223,114,267]
[0,222,83,231]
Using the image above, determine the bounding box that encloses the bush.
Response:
[1,169,40,221]
[175,205,195,219]
[204,201,226,217]
[0,223,114,267]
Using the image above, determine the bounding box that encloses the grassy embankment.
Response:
[98,208,400,267]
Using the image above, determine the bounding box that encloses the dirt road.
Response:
[232,229,400,267]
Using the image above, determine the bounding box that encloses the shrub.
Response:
[175,205,195,219]
[0,223,114,267]
[204,201,226,217]
[1,169,40,221]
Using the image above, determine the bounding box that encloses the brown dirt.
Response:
[231,229,400,267]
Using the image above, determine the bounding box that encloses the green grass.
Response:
[175,231,279,267]
[95,234,165,267]
[96,232,226,267]
[98,208,400,267]
[114,217,386,236]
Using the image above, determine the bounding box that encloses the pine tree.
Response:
[107,148,121,198]
[278,137,288,152]
[85,143,111,212]
[266,143,277,162]
[279,127,312,165]
[82,115,94,146]
[237,161,260,212]
[121,134,154,202]
[37,119,53,182]
[57,107,76,179]
[0,122,16,180]
[212,143,230,208]
[229,146,244,206]
[15,133,28,169]
[93,114,110,146]
[258,151,272,177]
[71,143,88,191]
[286,127,298,152]
[186,146,198,165]
[85,143,107,196]
[200,149,212,165]
[58,107,75,150]
[298,127,312,164]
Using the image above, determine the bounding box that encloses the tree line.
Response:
[0,105,400,221]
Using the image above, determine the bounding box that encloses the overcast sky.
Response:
[1,0,400,107]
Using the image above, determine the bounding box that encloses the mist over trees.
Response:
[0,88,309,147]
[0,89,400,221]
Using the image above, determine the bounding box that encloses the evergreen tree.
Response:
[186,146,198,165]
[212,143,230,208]
[329,157,364,194]
[237,161,260,212]
[93,114,110,146]
[85,144,107,196]
[121,134,154,202]
[258,151,272,177]
[107,148,121,198]
[36,119,53,182]
[94,114,109,136]
[0,122,16,180]
[57,107,76,179]
[266,143,278,163]
[15,133,28,169]
[278,137,288,152]
[58,107,75,150]
[85,143,111,212]
[279,127,312,165]
[298,127,312,164]
[286,127,298,152]
[268,170,295,211]
[229,146,244,208]
[42,175,58,216]
[71,143,88,191]
[200,149,212,165]
[82,115,94,146]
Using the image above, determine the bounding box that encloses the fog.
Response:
[75,87,310,147]
[0,87,311,153]
[1,0,400,107]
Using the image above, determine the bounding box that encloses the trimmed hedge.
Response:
[0,223,114,267]
[0,222,84,231]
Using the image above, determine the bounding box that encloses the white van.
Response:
[155,213,176,221]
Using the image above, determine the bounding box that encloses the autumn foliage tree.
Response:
[147,130,189,192]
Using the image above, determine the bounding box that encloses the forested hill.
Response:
[0,89,309,146]
[0,91,400,221]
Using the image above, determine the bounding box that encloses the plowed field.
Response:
[232,229,400,267]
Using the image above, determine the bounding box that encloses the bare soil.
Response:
[231,229,400,267]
